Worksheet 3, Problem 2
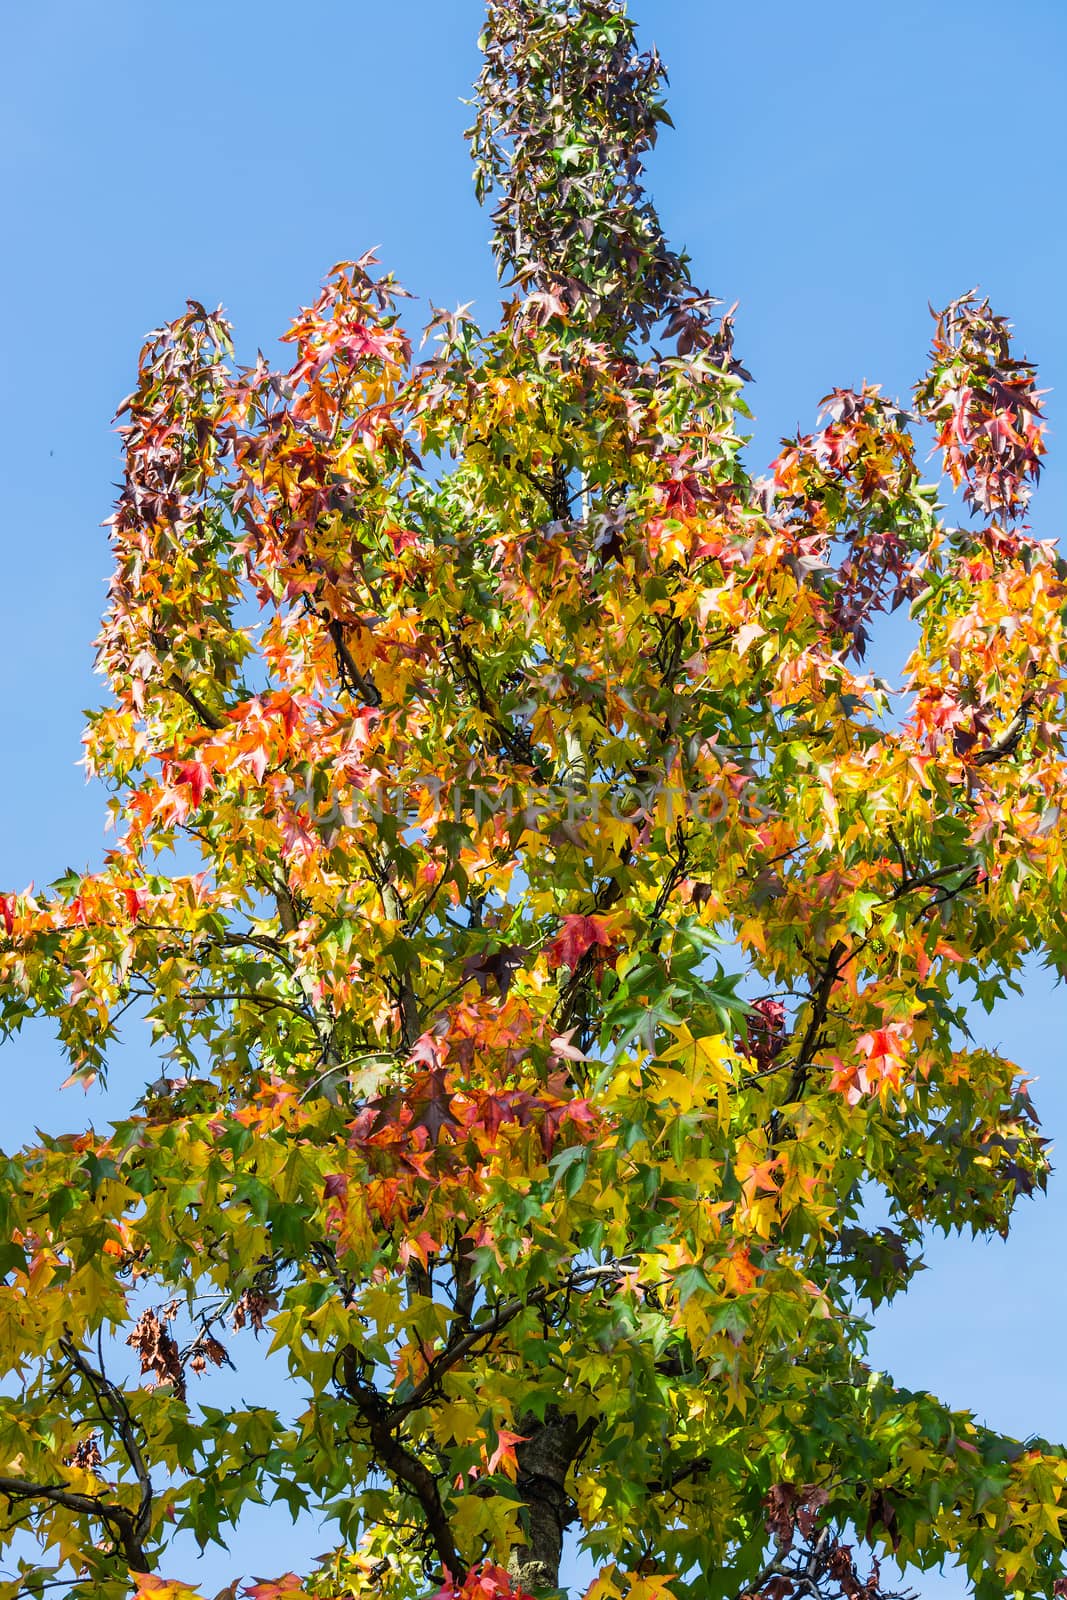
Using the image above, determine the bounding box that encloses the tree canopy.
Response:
[1,3,1066,1599]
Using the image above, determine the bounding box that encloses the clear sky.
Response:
[3,1,1067,1594]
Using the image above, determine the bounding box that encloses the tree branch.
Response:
[339,1351,463,1582]
[397,1260,633,1418]
[783,940,847,1106]
[327,617,382,707]
[363,851,421,1050]
[973,695,1034,766]
[0,1472,148,1572]
[166,674,225,732]
[59,1336,153,1556]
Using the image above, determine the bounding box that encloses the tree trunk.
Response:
[507,1412,588,1594]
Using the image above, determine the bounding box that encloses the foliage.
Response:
[1,3,1066,1599]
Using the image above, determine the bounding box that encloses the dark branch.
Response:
[59,1336,153,1557]
[167,674,225,732]
[328,617,382,707]
[973,697,1033,765]
[0,1472,148,1572]
[783,940,847,1106]
[339,1350,463,1582]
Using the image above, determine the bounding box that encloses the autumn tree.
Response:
[1,3,1066,1599]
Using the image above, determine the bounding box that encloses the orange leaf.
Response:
[486,1426,528,1480]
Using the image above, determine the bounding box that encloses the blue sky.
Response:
[3,0,1067,1593]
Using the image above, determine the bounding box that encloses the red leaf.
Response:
[175,760,212,807]
[124,886,149,920]
[243,1577,306,1600]
[546,913,618,971]
[486,1426,527,1479]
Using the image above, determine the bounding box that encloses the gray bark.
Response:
[507,1411,589,1594]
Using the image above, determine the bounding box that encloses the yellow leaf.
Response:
[624,1574,679,1600]
[130,1576,210,1600]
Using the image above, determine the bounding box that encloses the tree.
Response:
[0,1,1065,1596]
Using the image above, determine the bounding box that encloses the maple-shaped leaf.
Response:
[719,1245,761,1296]
[435,1564,534,1600]
[243,1577,308,1600]
[546,913,619,971]
[398,1229,439,1271]
[131,1578,210,1600]
[409,1068,460,1144]
[462,943,528,998]
[174,759,212,807]
[486,1426,527,1480]
[549,1028,587,1063]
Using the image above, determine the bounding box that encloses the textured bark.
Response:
[508,1412,589,1593]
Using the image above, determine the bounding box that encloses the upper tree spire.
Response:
[469,0,731,358]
